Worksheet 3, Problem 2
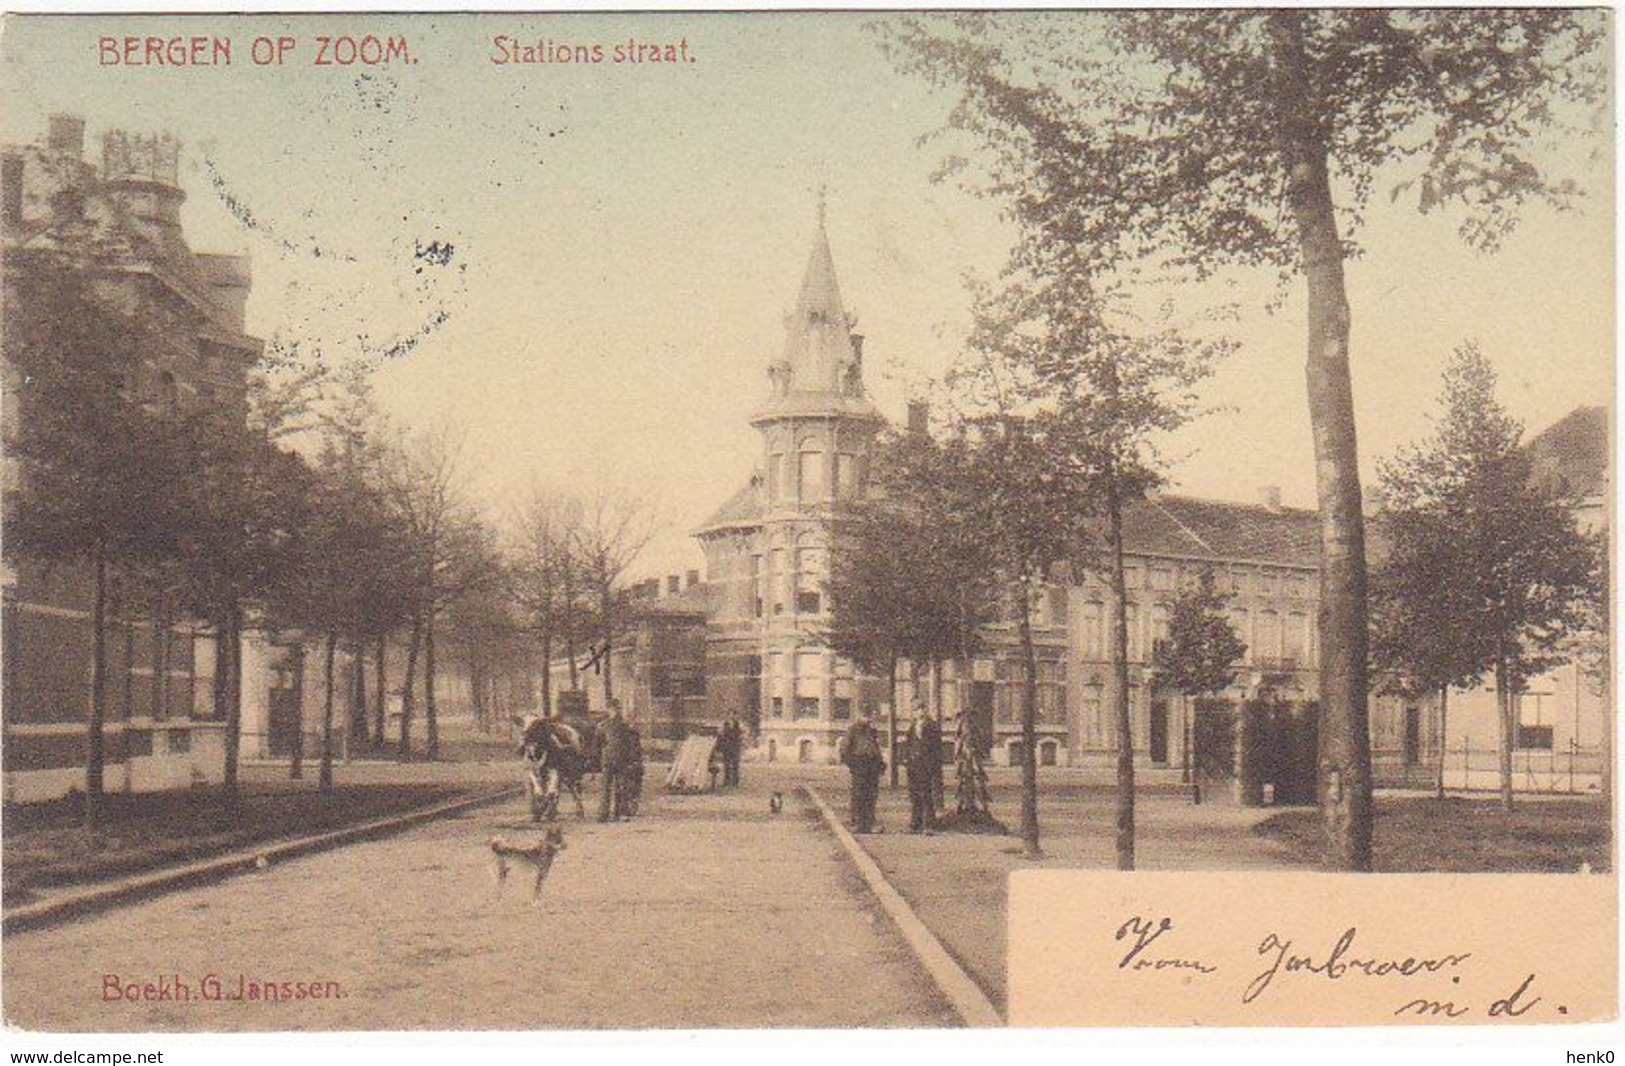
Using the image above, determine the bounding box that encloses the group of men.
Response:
[715,714,744,788]
[838,705,944,835]
[595,701,645,822]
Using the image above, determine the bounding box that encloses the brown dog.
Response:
[489,824,567,903]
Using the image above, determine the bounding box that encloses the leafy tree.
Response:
[1377,345,1601,810]
[827,426,1000,797]
[1151,569,1247,795]
[883,8,1606,869]
[4,257,192,828]
[961,255,1223,869]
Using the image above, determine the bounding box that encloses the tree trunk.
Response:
[888,654,900,790]
[319,631,337,792]
[221,609,243,809]
[469,649,486,731]
[85,546,109,830]
[373,633,388,745]
[289,640,305,781]
[1435,684,1449,800]
[1105,476,1135,871]
[400,615,422,761]
[540,631,553,718]
[1017,582,1041,859]
[600,585,615,706]
[425,609,439,761]
[1497,659,1516,811]
[350,640,368,742]
[1272,10,1373,872]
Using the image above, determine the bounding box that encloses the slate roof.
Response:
[692,477,1322,569]
[1121,494,1321,568]
[695,477,764,536]
[1527,406,1608,499]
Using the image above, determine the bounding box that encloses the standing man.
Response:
[597,700,628,823]
[920,707,945,816]
[838,713,886,834]
[905,714,937,833]
[720,713,743,788]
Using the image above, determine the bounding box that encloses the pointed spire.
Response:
[751,196,882,426]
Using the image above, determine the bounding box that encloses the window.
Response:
[797,591,821,615]
[832,697,852,721]
[1040,740,1059,767]
[771,697,784,719]
[167,729,191,754]
[1151,605,1170,646]
[794,697,820,720]
[1516,694,1554,750]
[836,453,858,498]
[1257,611,1282,662]
[799,446,826,501]
[1258,571,1279,596]
[1230,608,1252,661]
[768,455,784,501]
[1283,613,1308,661]
[1125,604,1141,661]
[1080,601,1104,659]
[1150,567,1176,591]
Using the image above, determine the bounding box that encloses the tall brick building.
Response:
[2,115,260,802]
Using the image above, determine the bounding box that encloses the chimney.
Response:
[907,400,930,438]
[666,575,681,595]
[1258,485,1282,513]
[686,569,700,589]
[47,114,85,159]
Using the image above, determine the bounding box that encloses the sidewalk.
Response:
[846,775,1309,1013]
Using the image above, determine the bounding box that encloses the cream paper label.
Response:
[1009,871,1617,1027]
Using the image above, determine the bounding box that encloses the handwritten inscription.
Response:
[1243,927,1472,1004]
[1109,916,1567,1022]
[1115,916,1218,975]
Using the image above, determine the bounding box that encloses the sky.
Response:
[1,11,1613,580]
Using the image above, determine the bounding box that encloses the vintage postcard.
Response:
[0,8,1614,1041]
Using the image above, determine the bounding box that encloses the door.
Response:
[1403,704,1421,767]
[268,686,301,757]
[1149,699,1169,765]
[969,681,995,757]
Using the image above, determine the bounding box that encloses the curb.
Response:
[802,785,1004,1028]
[4,785,522,934]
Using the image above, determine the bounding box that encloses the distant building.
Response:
[2,115,260,802]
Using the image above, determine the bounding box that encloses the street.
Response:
[4,765,957,1031]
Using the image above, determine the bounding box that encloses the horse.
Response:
[514,715,590,821]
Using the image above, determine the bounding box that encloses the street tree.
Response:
[509,487,591,719]
[1377,344,1601,810]
[882,8,1607,869]
[962,254,1223,869]
[1151,569,1247,794]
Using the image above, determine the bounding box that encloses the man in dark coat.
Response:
[597,701,629,823]
[920,709,945,815]
[838,714,885,834]
[905,715,937,833]
[719,714,743,787]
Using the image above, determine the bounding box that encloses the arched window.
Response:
[836,453,858,498]
[798,441,826,501]
[796,536,826,615]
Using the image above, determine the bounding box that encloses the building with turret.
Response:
[695,206,888,763]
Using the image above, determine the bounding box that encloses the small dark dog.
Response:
[769,791,783,814]
[489,824,566,903]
